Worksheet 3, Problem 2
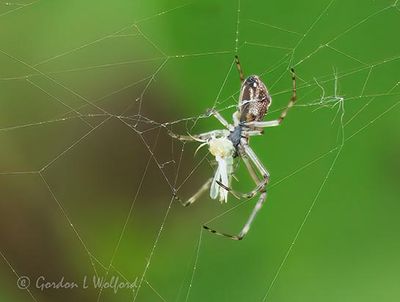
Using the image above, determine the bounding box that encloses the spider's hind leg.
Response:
[204,145,269,240]
[216,177,267,199]
[203,191,267,240]
[177,178,212,207]
[215,143,270,200]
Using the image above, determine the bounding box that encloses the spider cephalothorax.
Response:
[169,56,296,240]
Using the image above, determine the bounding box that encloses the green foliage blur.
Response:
[0,0,399,301]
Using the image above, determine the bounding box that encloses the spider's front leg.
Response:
[168,129,229,142]
[167,106,233,142]
[206,108,234,130]
[168,128,230,205]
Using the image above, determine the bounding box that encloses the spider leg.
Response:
[243,68,297,128]
[242,155,259,185]
[203,192,267,240]
[242,130,263,136]
[244,120,281,128]
[235,55,245,83]
[168,129,229,142]
[216,177,266,199]
[232,111,241,127]
[204,144,270,240]
[206,108,234,130]
[241,143,270,194]
[176,178,212,207]
[216,143,269,199]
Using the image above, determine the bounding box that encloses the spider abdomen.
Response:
[244,100,269,122]
[239,75,271,122]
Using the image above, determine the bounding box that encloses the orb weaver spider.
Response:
[169,56,297,240]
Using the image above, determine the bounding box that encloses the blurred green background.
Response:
[0,0,400,301]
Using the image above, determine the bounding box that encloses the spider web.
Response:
[1,0,400,301]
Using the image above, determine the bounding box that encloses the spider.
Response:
[169,56,297,240]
